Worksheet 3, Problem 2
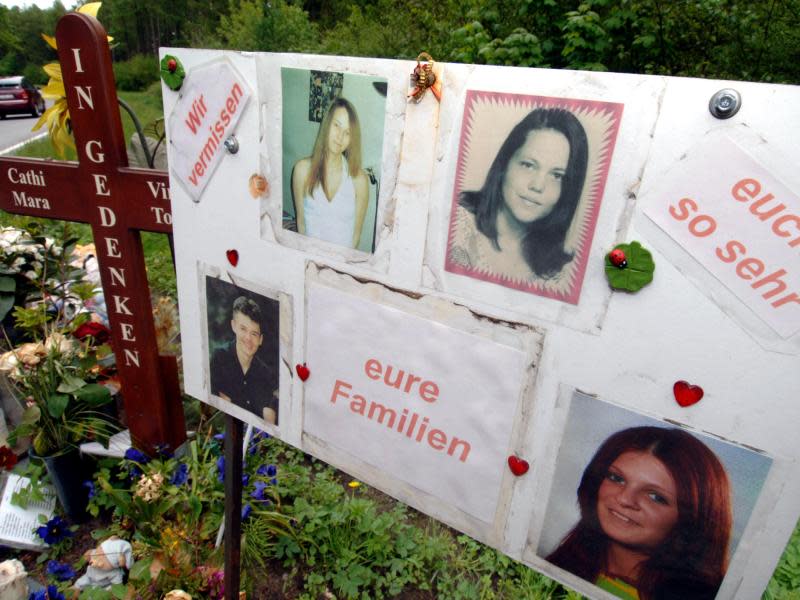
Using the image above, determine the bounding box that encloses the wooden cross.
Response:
[0,13,185,454]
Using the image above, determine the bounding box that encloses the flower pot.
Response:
[31,447,90,523]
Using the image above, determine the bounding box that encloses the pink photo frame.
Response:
[445,91,624,304]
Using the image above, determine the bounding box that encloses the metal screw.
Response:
[224,135,239,154]
[709,89,741,119]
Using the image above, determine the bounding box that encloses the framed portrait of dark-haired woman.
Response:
[536,391,772,600]
[445,91,624,304]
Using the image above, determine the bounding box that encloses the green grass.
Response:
[2,83,176,298]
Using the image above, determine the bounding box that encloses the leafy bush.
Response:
[113,54,159,91]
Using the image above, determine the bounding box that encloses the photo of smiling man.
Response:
[206,277,279,425]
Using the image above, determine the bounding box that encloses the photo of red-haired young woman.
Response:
[537,392,772,600]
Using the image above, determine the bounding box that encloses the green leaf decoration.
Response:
[605,241,655,292]
[46,393,69,418]
[56,373,86,394]
[160,54,185,91]
[75,383,112,406]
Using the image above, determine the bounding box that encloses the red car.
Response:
[0,76,46,119]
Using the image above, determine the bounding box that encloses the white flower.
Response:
[0,228,23,245]
[0,351,21,377]
[44,333,75,355]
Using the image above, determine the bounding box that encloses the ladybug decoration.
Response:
[160,54,185,91]
[604,241,655,292]
[409,52,441,103]
[609,248,627,269]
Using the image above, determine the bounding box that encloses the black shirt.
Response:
[210,343,278,422]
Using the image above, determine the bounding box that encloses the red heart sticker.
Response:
[296,363,310,381]
[673,380,704,407]
[507,455,529,476]
[226,249,239,267]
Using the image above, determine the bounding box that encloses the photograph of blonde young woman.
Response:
[537,392,772,600]
[445,92,624,304]
[282,68,387,252]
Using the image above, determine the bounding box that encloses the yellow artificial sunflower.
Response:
[33,2,113,157]
[32,63,73,157]
[40,3,113,50]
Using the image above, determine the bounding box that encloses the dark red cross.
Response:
[0,13,185,454]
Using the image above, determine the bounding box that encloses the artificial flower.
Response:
[36,516,73,545]
[256,463,277,477]
[0,446,18,470]
[163,591,192,600]
[44,332,76,355]
[73,321,110,344]
[170,462,188,486]
[45,559,76,581]
[31,62,73,158]
[13,343,46,367]
[124,447,150,464]
[134,472,164,502]
[250,481,268,502]
[28,584,66,600]
[83,480,95,500]
[41,3,113,50]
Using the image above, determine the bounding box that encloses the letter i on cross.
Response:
[0,13,185,454]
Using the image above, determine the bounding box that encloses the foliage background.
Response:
[1,0,799,85]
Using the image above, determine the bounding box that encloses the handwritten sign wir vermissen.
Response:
[167,59,252,202]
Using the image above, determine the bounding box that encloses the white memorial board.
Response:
[161,45,800,600]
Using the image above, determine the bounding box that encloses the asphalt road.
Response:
[0,102,50,155]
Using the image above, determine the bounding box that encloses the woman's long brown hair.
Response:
[546,426,732,599]
[304,97,362,199]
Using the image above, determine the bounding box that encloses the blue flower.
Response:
[46,560,76,581]
[170,462,188,486]
[154,443,173,459]
[247,429,271,454]
[257,464,277,477]
[29,585,66,600]
[216,456,225,482]
[269,477,278,486]
[124,448,150,464]
[36,516,73,545]
[82,480,95,500]
[241,473,249,487]
[241,503,252,521]
[213,433,225,442]
[251,481,268,501]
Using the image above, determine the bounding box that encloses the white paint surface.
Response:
[161,46,800,600]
